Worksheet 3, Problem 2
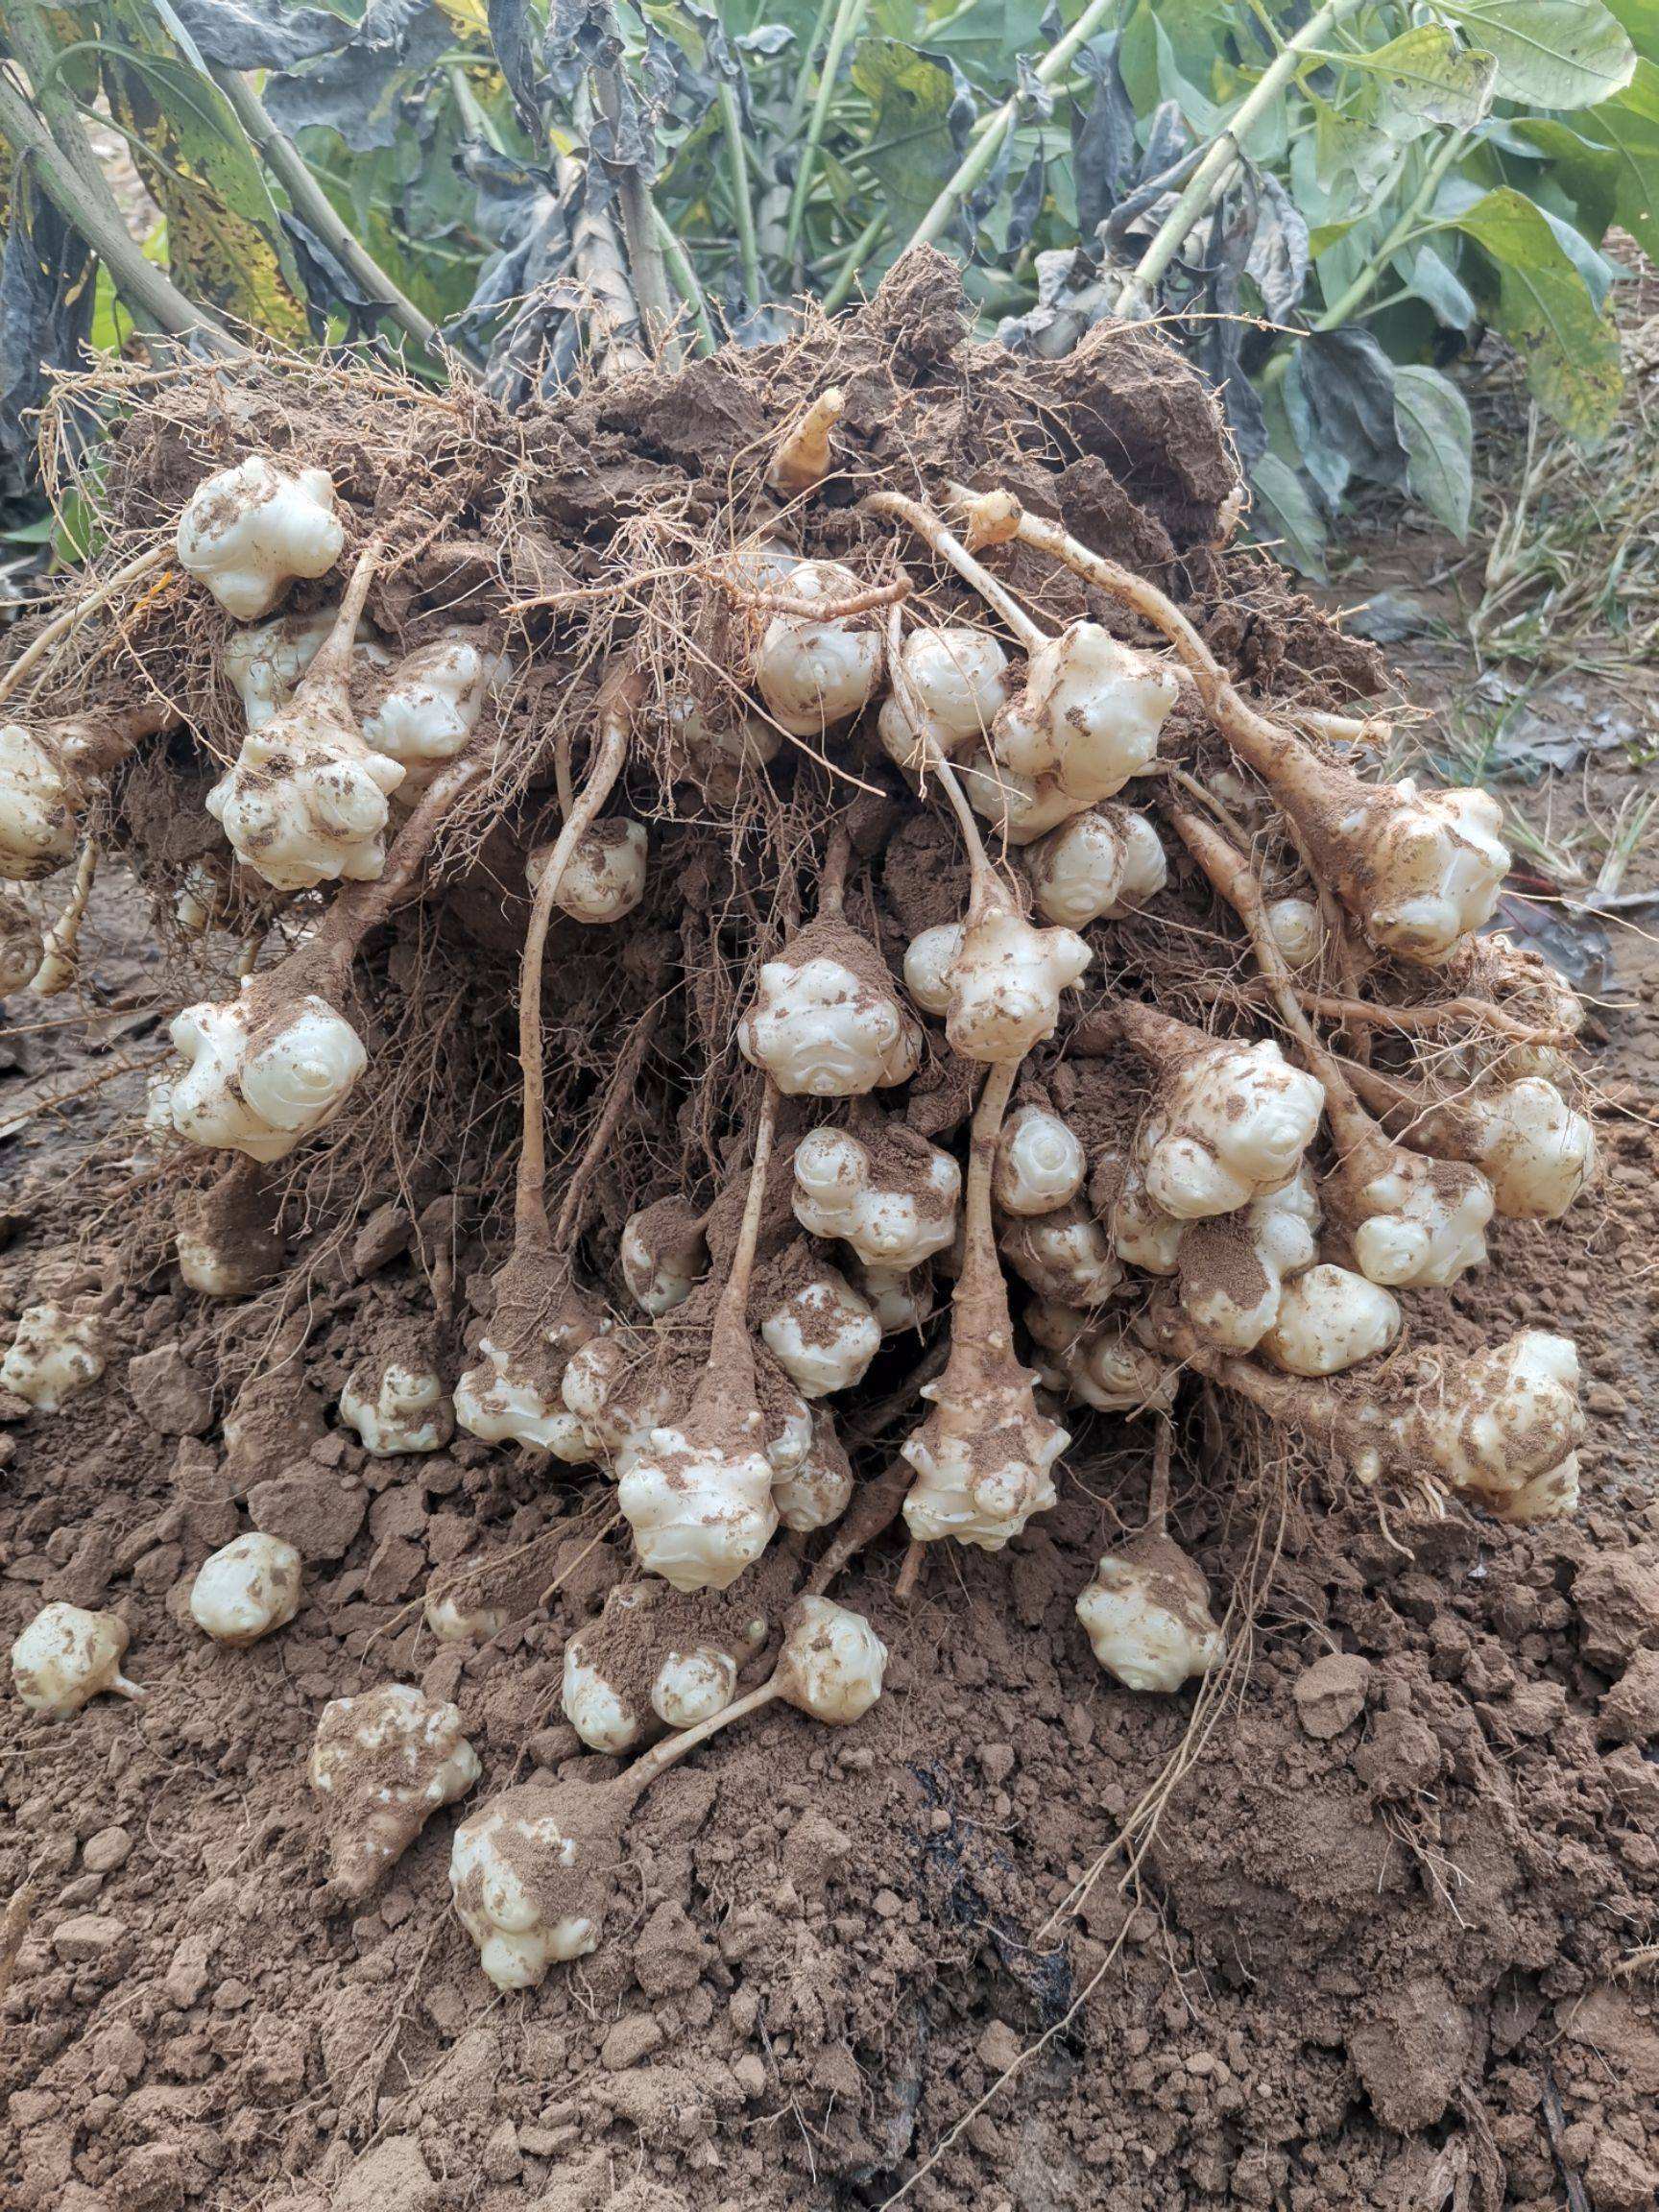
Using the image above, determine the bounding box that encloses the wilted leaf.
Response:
[1432,0,1635,110]
[0,180,95,516]
[1446,183,1623,437]
[166,0,358,69]
[1070,35,1137,233]
[1243,167,1310,321]
[850,38,974,230]
[264,1,454,151]
[1391,362,1474,538]
[1247,453,1329,580]
[1334,25,1498,135]
[1286,327,1407,508]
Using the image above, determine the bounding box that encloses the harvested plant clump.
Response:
[0,252,1599,1984]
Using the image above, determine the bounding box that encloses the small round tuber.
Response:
[188,1531,302,1646]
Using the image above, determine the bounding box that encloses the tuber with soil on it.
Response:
[0,257,1601,1960]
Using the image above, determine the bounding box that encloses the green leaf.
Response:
[1392,363,1475,538]
[1573,56,1659,255]
[1247,454,1328,581]
[1448,184,1623,438]
[1327,26,1498,135]
[848,37,964,229]
[1431,0,1635,110]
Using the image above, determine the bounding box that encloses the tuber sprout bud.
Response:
[993,1103,1087,1215]
[176,457,345,620]
[1076,1535,1224,1695]
[617,1423,781,1593]
[425,1587,507,1644]
[563,1638,641,1753]
[771,1409,854,1531]
[189,1531,302,1646]
[754,560,884,735]
[340,1348,453,1455]
[206,713,404,893]
[1339,1147,1493,1289]
[993,622,1176,802]
[1,1302,105,1410]
[1139,1038,1324,1220]
[1260,1262,1401,1377]
[308,1682,480,1898]
[945,904,1092,1064]
[11,1602,142,1718]
[998,1201,1122,1306]
[361,631,507,779]
[450,1785,616,1988]
[531,819,648,925]
[1264,895,1326,974]
[651,1647,738,1729]
[1348,1330,1583,1522]
[759,1252,880,1399]
[878,627,1009,767]
[1333,779,1509,961]
[1178,1166,1319,1352]
[768,387,844,493]
[1422,1078,1595,1221]
[791,1121,960,1269]
[902,922,964,1016]
[157,988,366,1163]
[738,923,921,1096]
[620,1195,709,1316]
[775,1596,886,1724]
[1025,1302,1178,1413]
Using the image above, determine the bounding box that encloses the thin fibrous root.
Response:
[0,543,174,709]
[709,573,909,621]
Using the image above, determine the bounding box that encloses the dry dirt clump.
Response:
[0,247,1646,2208]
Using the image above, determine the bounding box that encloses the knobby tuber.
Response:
[0,266,1603,1958]
[10,1603,144,1719]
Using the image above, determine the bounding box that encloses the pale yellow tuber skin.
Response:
[1124,1006,1325,1221]
[1,1303,105,1411]
[738,924,922,1097]
[1264,894,1327,974]
[1412,1077,1596,1221]
[1177,1166,1319,1353]
[308,1682,480,1898]
[993,1103,1087,1215]
[772,1409,854,1531]
[791,1122,961,1270]
[10,1602,143,1719]
[340,1349,454,1455]
[531,819,648,925]
[945,902,1093,1065]
[1259,1262,1401,1378]
[1076,1534,1224,1695]
[188,1532,302,1647]
[768,387,845,493]
[1023,805,1167,928]
[155,988,367,1164]
[176,456,344,619]
[753,559,885,735]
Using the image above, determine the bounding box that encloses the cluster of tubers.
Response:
[2,288,1600,1984]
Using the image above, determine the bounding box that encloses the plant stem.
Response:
[592,66,676,354]
[206,63,445,357]
[822,209,886,314]
[785,0,869,259]
[900,0,1118,258]
[1113,0,1368,317]
[0,69,244,355]
[654,206,718,354]
[716,82,762,305]
[786,0,840,132]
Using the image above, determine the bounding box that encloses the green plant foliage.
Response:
[4,0,1655,565]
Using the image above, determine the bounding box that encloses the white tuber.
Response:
[176,456,345,619]
[759,1258,880,1399]
[10,1602,142,1719]
[1,1302,105,1410]
[1260,1262,1401,1377]
[530,819,648,926]
[361,631,507,780]
[902,922,964,1017]
[620,1195,708,1316]
[878,626,1009,768]
[1,886,42,991]
[189,1531,302,1646]
[617,1422,779,1593]
[771,1409,854,1531]
[1336,1145,1493,1289]
[221,607,359,730]
[563,1637,642,1753]
[308,1682,480,1897]
[945,902,1092,1065]
[774,1596,886,1724]
[1264,895,1326,974]
[1334,780,1509,962]
[1026,1302,1177,1413]
[449,1786,611,1988]
[425,1587,507,1644]
[1076,1537,1224,1695]
[998,1201,1122,1306]
[340,1348,453,1455]
[0,721,84,880]
[1131,1018,1324,1220]
[1104,1154,1186,1276]
[454,1337,585,1454]
[652,1647,739,1729]
[852,1260,936,1335]
[156,988,366,1163]
[738,922,921,1097]
[753,559,884,735]
[1024,805,1166,928]
[994,622,1176,803]
[1419,1077,1595,1221]
[993,1102,1086,1215]
[791,1121,960,1270]
[1177,1166,1319,1353]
